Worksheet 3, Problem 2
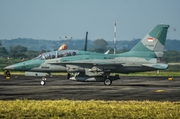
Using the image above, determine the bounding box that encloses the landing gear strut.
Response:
[40,77,46,85]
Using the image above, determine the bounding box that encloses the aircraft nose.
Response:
[4,65,14,70]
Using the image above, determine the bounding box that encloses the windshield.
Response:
[33,54,43,60]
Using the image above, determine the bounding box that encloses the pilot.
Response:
[72,52,76,56]
[58,54,63,58]
[52,55,55,59]
[48,54,51,59]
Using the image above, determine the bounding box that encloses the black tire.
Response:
[40,80,45,85]
[67,73,70,79]
[4,70,11,79]
[104,78,112,85]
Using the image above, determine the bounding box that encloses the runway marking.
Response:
[168,77,173,81]
[155,90,164,92]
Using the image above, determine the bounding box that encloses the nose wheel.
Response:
[40,77,46,85]
[4,70,11,80]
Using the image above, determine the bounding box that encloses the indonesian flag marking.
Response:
[148,37,153,42]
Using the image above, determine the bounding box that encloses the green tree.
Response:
[93,39,108,53]
[9,45,28,58]
[163,50,180,62]
[10,45,27,54]
[0,47,8,56]
[26,50,40,59]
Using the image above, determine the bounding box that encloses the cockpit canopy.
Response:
[33,50,78,60]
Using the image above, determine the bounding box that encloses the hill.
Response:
[1,38,180,51]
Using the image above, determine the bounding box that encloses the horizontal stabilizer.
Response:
[141,63,168,70]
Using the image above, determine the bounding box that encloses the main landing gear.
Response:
[40,77,46,85]
[68,72,114,86]
[104,78,112,85]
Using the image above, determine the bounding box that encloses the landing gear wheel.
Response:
[104,78,112,85]
[4,70,11,80]
[67,73,70,79]
[40,80,45,85]
[40,77,46,85]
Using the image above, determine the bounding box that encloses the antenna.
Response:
[114,21,117,54]
[84,32,88,51]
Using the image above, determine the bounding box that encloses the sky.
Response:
[0,0,180,41]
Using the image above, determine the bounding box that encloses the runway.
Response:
[0,75,180,101]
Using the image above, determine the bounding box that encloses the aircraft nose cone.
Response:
[4,65,14,70]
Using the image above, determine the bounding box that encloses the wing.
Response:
[47,59,124,76]
[48,59,124,68]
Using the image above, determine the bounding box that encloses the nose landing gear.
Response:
[4,70,11,80]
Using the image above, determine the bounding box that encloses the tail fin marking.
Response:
[130,24,169,57]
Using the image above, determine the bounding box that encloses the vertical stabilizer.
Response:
[131,24,169,57]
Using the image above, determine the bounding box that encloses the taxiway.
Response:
[0,75,180,101]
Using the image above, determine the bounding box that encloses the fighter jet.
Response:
[4,24,169,85]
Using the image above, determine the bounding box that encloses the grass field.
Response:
[0,100,180,119]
